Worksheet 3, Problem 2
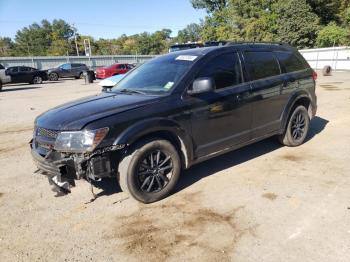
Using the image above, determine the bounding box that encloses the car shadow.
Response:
[1,86,43,92]
[173,115,329,195]
[92,116,329,199]
[305,116,329,142]
[91,177,122,197]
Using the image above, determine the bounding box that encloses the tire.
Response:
[32,75,43,84]
[0,81,2,92]
[278,105,310,147]
[49,72,59,81]
[75,72,83,79]
[118,138,181,203]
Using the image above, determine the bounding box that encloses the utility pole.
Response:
[72,23,79,56]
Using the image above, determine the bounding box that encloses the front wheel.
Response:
[278,105,310,147]
[49,72,59,81]
[118,139,181,203]
[32,76,43,84]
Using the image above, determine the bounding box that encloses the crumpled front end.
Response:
[30,126,123,196]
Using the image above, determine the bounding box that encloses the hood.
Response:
[35,92,159,130]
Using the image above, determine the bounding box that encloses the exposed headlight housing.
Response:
[54,127,109,153]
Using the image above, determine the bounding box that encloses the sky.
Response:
[0,0,207,39]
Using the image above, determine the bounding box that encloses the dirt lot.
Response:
[0,74,349,262]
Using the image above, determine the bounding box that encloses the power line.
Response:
[0,20,189,30]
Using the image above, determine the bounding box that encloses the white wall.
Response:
[299,46,350,71]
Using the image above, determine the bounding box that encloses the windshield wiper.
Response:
[117,89,146,95]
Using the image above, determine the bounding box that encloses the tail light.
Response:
[312,71,317,81]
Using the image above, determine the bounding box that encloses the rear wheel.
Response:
[118,138,181,203]
[75,72,83,79]
[278,105,310,146]
[49,72,59,81]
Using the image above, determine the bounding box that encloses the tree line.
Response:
[0,0,349,57]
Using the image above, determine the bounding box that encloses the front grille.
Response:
[36,127,59,139]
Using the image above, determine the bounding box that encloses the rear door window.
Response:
[244,51,280,80]
[275,52,308,73]
[196,52,242,90]
[19,67,30,72]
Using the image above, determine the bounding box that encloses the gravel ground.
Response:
[0,74,349,262]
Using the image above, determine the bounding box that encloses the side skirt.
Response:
[189,129,282,168]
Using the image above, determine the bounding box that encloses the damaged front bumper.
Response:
[30,140,124,195]
[31,147,76,194]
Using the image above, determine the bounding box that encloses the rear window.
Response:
[244,51,280,80]
[0,64,4,69]
[275,52,308,73]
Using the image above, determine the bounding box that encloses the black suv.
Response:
[30,43,317,203]
[47,63,88,81]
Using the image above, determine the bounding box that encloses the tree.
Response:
[306,0,341,25]
[173,23,202,43]
[228,0,279,42]
[316,22,350,47]
[276,0,320,48]
[0,37,14,56]
[12,19,74,56]
[191,0,228,13]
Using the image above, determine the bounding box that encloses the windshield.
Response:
[112,56,194,95]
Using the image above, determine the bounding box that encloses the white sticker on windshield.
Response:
[164,82,174,89]
[175,55,198,61]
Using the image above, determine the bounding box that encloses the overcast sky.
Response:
[0,0,207,39]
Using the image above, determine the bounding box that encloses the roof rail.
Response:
[225,41,287,46]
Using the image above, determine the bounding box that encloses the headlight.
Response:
[54,127,109,153]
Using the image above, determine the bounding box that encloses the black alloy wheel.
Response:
[290,111,306,141]
[118,138,181,203]
[278,105,310,147]
[136,150,173,193]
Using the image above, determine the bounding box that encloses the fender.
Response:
[113,117,194,168]
[280,90,313,133]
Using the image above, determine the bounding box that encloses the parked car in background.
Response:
[4,66,48,85]
[98,74,125,90]
[0,63,11,91]
[30,42,317,203]
[47,63,88,81]
[95,63,134,79]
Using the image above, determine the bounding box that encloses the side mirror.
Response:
[188,77,215,95]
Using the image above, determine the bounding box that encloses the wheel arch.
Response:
[113,118,194,169]
[280,92,312,133]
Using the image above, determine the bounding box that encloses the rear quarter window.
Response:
[275,51,308,73]
[244,51,280,80]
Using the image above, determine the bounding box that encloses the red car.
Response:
[95,63,134,79]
